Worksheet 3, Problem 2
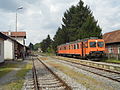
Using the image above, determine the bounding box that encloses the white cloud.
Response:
[83,0,120,33]
[0,0,120,45]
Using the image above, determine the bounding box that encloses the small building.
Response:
[0,31,30,60]
[103,30,120,58]
[1,32,26,60]
[0,32,8,63]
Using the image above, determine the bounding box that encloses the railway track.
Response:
[54,57,120,83]
[31,57,72,90]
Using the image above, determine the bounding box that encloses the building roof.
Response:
[0,32,8,40]
[103,30,120,44]
[2,32,26,38]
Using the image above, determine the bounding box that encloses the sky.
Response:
[0,0,120,45]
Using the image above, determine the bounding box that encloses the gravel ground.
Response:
[23,57,87,90]
[0,59,29,89]
[22,70,34,90]
[46,56,120,90]
[43,59,88,90]
[22,55,120,90]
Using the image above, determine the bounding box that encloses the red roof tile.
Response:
[2,32,26,38]
[103,30,120,43]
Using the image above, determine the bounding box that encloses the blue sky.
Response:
[0,0,120,45]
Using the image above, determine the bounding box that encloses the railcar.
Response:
[57,38,105,60]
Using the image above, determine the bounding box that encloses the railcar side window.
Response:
[72,45,74,49]
[75,44,78,49]
[98,42,104,47]
[71,45,73,49]
[90,42,96,47]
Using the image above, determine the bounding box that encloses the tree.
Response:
[53,0,102,50]
[34,43,41,51]
[29,42,34,50]
[40,35,53,52]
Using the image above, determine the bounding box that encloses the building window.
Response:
[108,46,113,53]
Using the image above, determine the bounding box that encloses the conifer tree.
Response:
[53,0,102,50]
[40,35,53,52]
[29,43,34,50]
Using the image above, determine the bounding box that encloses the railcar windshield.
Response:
[97,42,104,47]
[90,42,96,47]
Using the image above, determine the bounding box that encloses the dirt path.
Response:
[0,60,28,88]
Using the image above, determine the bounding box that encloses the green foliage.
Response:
[47,46,55,53]
[0,63,18,78]
[53,0,102,50]
[34,43,41,51]
[40,35,53,52]
[101,59,120,64]
[1,62,32,90]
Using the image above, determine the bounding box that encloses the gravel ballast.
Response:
[46,56,120,90]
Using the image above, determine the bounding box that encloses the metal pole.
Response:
[16,7,23,32]
[16,11,17,32]
[15,11,18,60]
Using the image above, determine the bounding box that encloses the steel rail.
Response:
[37,58,72,90]
[56,58,120,83]
[32,58,40,90]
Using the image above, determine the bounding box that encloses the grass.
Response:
[16,62,32,78]
[47,61,114,90]
[45,53,55,56]
[101,59,120,64]
[0,63,18,78]
[2,80,24,90]
[1,61,32,90]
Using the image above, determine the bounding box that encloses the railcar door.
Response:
[81,42,84,57]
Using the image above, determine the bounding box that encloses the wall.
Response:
[15,37,25,45]
[105,43,120,60]
[0,39,4,63]
[105,44,120,54]
[4,39,14,60]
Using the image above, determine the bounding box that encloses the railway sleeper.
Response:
[38,81,60,84]
[39,86,66,90]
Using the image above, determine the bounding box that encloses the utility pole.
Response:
[16,6,23,32]
[15,6,23,60]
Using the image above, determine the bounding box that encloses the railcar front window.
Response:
[90,42,96,47]
[98,42,104,47]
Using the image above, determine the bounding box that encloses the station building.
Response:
[1,31,27,60]
[0,32,8,63]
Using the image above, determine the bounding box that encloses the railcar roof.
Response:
[58,38,103,47]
